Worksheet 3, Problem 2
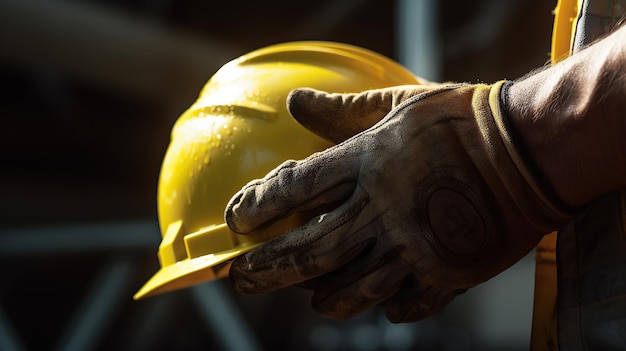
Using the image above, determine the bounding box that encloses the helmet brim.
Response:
[133,242,260,300]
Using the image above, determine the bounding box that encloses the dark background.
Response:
[0,0,555,350]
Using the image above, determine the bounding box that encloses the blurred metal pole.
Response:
[126,295,177,351]
[396,0,442,81]
[191,282,262,351]
[0,220,160,255]
[54,257,134,351]
[0,303,25,351]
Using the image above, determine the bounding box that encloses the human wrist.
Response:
[505,26,626,207]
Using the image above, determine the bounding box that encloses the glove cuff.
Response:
[489,80,577,228]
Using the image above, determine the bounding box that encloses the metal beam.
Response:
[0,220,159,256]
[0,303,25,351]
[55,257,135,351]
[396,0,442,81]
[191,282,262,351]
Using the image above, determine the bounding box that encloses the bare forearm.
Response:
[507,24,626,207]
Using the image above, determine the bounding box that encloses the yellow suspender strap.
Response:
[551,0,581,63]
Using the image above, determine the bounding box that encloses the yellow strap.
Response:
[551,0,581,63]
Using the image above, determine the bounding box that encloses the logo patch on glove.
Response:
[427,188,486,255]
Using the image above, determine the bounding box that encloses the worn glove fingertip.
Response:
[286,87,321,116]
[287,88,330,134]
[288,88,359,144]
[224,191,252,234]
[228,258,260,294]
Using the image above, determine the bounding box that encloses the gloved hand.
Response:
[225,81,573,322]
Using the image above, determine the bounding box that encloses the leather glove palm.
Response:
[225,81,572,322]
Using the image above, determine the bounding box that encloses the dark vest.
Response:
[557,191,626,349]
[558,1,626,348]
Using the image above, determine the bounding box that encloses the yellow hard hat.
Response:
[134,41,419,300]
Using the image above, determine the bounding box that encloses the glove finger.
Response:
[226,142,361,234]
[310,250,410,320]
[287,86,431,144]
[229,191,373,294]
[381,280,460,323]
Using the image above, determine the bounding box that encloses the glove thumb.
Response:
[287,86,432,144]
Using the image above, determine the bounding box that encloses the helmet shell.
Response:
[135,41,419,299]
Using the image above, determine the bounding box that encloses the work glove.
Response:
[225,81,573,322]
